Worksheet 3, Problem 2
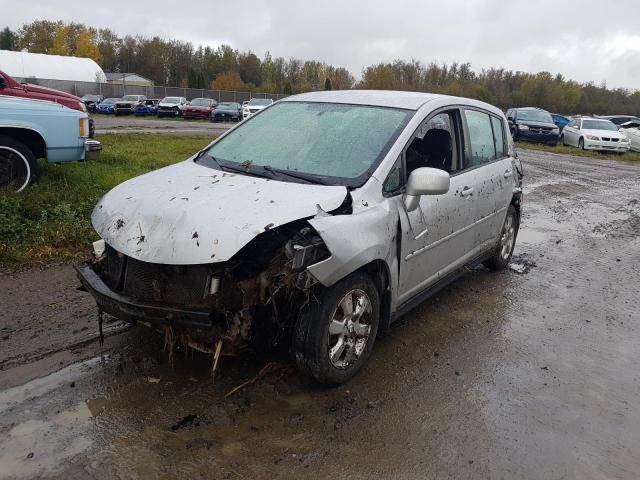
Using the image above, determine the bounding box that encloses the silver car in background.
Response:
[76,90,523,384]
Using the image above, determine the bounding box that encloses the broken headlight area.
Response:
[76,222,331,357]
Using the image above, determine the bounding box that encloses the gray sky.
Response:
[4,0,640,89]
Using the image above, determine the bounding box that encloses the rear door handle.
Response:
[504,170,512,178]
[461,186,474,197]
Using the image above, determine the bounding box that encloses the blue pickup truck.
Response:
[0,95,101,192]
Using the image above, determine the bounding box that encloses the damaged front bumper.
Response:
[74,264,213,329]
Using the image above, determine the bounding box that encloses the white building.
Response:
[0,50,106,83]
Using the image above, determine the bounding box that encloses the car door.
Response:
[563,119,579,146]
[396,108,481,304]
[461,109,514,250]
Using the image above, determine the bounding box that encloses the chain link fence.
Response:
[15,77,287,103]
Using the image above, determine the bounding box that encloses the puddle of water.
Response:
[0,402,94,480]
[0,355,105,415]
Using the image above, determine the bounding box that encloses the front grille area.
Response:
[530,127,554,135]
[601,137,618,142]
[102,245,216,306]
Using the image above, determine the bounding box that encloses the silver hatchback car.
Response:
[76,90,523,384]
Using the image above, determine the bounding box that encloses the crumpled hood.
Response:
[92,160,348,265]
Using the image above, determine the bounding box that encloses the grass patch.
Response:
[517,141,640,162]
[0,134,211,266]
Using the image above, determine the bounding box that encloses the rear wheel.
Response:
[0,136,38,193]
[292,272,380,385]
[484,204,518,271]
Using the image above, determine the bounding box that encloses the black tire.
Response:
[484,204,519,271]
[0,135,38,193]
[578,137,585,150]
[292,271,380,385]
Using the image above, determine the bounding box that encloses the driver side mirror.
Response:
[404,167,450,212]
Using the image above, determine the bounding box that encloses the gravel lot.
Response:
[94,114,234,136]
[0,149,639,479]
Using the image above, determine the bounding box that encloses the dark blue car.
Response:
[506,107,560,145]
[551,114,571,132]
[95,97,119,114]
[134,99,160,116]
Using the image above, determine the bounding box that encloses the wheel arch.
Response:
[356,259,393,332]
[0,127,47,159]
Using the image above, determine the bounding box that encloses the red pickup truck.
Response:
[0,69,94,137]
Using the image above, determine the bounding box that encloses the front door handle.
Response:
[504,170,512,178]
[461,186,474,197]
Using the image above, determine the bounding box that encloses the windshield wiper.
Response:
[261,165,329,185]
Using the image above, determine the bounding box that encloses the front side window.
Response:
[405,112,458,176]
[464,110,496,166]
[202,102,413,186]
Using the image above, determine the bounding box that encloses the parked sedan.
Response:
[76,90,523,385]
[619,121,640,152]
[157,96,188,117]
[561,117,631,152]
[242,97,274,119]
[211,102,242,122]
[81,94,104,113]
[95,98,119,114]
[182,98,217,119]
[134,99,160,116]
[598,115,640,127]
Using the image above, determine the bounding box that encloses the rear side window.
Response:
[491,116,506,158]
[464,110,496,166]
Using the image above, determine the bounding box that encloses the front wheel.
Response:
[484,204,518,271]
[0,135,38,193]
[292,272,380,385]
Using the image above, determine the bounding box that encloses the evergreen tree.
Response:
[0,27,16,50]
[324,78,332,90]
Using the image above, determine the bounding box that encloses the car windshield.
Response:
[582,120,618,131]
[248,98,273,106]
[200,101,412,186]
[82,95,99,101]
[190,98,211,106]
[162,97,181,103]
[122,95,141,101]
[218,103,238,109]
[101,98,119,104]
[517,110,553,123]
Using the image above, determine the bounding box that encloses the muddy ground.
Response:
[0,149,639,479]
[94,115,233,136]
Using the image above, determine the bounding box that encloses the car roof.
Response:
[284,90,466,111]
[515,107,548,112]
[579,117,614,122]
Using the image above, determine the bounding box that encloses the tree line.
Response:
[1,21,638,114]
